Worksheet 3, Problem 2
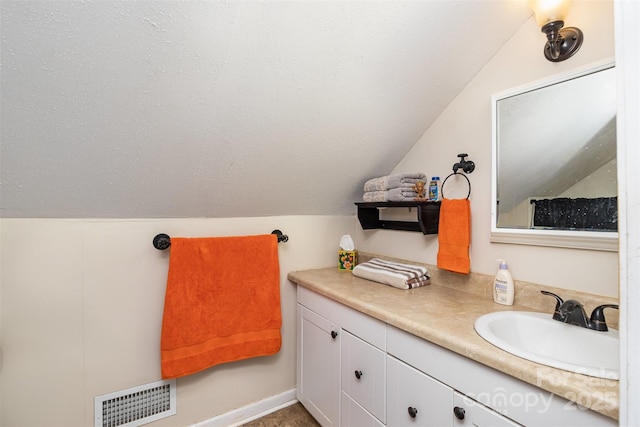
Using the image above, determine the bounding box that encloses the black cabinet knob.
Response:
[354,370,363,379]
[331,330,338,339]
[453,406,465,420]
[407,406,418,418]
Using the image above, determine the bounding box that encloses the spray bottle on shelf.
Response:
[428,176,440,201]
[493,259,514,305]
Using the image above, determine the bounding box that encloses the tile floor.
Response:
[240,402,320,427]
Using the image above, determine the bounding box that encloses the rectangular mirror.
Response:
[491,60,618,251]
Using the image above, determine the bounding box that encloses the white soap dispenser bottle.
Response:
[493,259,514,305]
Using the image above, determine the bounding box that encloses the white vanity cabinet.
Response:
[297,286,387,426]
[296,286,616,427]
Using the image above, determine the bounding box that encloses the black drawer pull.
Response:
[354,370,363,379]
[453,406,465,420]
[408,406,418,418]
[331,330,338,339]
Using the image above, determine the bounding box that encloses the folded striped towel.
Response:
[363,188,419,202]
[364,173,427,192]
[352,258,430,290]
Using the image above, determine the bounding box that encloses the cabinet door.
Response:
[452,392,521,427]
[341,330,387,424]
[297,305,341,427]
[387,356,453,426]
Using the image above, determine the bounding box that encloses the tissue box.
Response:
[338,250,357,271]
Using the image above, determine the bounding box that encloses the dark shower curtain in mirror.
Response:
[531,197,618,230]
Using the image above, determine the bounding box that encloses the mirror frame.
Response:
[491,59,618,252]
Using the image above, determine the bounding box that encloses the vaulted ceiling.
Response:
[0,1,531,218]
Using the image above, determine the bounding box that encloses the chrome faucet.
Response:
[540,290,619,331]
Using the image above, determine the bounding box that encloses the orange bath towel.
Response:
[437,198,471,274]
[160,234,282,379]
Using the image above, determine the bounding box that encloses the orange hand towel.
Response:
[160,234,282,379]
[437,198,471,274]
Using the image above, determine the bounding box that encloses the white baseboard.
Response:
[191,388,298,427]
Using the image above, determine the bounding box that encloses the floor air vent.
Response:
[94,379,176,427]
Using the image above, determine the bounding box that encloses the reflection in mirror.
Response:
[491,62,618,251]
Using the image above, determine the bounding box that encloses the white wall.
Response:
[615,0,640,423]
[0,216,355,426]
[357,0,618,298]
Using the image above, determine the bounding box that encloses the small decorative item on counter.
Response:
[413,181,427,200]
[338,234,357,271]
[428,176,440,201]
[339,250,357,270]
[493,259,515,305]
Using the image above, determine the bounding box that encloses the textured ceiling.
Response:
[0,0,531,218]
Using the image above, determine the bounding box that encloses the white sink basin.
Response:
[474,311,619,379]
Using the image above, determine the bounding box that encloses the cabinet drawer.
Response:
[341,330,386,423]
[452,391,520,427]
[387,355,452,426]
[298,286,386,350]
[387,325,616,427]
[341,392,385,427]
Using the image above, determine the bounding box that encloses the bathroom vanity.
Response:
[290,265,618,427]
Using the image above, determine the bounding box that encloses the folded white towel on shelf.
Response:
[364,173,427,192]
[352,258,430,290]
[363,188,418,202]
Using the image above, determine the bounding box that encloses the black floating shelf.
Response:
[355,201,441,235]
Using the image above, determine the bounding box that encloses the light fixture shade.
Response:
[528,0,572,26]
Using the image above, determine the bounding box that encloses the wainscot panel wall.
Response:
[0,215,355,426]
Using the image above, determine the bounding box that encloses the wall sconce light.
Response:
[528,0,583,62]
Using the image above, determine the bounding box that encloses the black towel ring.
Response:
[441,172,471,200]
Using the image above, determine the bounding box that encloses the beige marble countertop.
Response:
[288,262,619,420]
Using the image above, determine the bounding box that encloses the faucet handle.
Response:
[589,304,619,332]
[540,290,565,321]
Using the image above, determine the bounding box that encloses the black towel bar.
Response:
[153,230,289,250]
